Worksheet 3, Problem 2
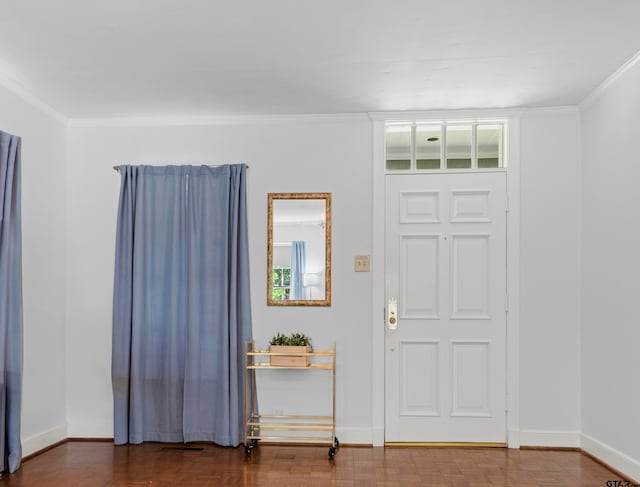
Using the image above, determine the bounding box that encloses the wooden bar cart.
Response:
[243,340,339,458]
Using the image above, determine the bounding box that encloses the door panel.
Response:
[385,172,506,443]
[451,234,490,319]
[399,341,439,416]
[451,341,490,417]
[400,191,440,223]
[400,235,439,319]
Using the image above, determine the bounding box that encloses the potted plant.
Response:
[269,332,312,366]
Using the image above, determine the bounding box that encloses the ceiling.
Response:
[1,0,639,119]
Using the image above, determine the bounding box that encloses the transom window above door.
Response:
[385,122,505,171]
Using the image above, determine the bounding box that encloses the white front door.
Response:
[385,172,507,443]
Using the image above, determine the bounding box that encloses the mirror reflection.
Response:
[267,193,331,306]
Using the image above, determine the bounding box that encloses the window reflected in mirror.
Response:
[267,193,331,306]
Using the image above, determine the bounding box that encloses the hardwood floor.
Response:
[0,441,626,486]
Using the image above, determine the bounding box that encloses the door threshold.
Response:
[384,442,506,448]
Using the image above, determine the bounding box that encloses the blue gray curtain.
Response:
[289,241,305,300]
[112,164,252,446]
[0,131,22,473]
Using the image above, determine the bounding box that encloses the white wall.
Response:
[581,59,640,479]
[0,85,67,454]
[518,109,582,446]
[0,100,586,455]
[64,113,586,448]
[65,117,374,442]
[0,87,588,452]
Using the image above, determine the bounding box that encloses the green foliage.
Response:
[269,332,312,349]
[288,332,311,347]
[269,332,289,346]
[271,267,292,301]
[271,288,290,300]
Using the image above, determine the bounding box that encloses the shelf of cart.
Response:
[253,414,333,420]
[248,350,334,355]
[245,435,335,442]
[247,362,333,370]
[248,422,332,429]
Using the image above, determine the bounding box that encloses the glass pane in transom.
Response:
[446,125,472,169]
[477,124,503,168]
[386,126,412,170]
[416,125,441,170]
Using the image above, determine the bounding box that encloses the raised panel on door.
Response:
[450,190,491,223]
[399,235,439,319]
[399,191,440,224]
[451,341,491,417]
[399,341,440,416]
[451,234,491,320]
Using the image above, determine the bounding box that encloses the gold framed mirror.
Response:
[267,192,331,306]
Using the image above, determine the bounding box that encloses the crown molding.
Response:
[367,107,526,122]
[520,106,580,116]
[0,74,67,124]
[580,48,640,110]
[67,112,370,127]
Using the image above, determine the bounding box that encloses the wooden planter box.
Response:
[269,345,310,367]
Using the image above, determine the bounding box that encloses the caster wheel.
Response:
[334,437,340,449]
[328,446,336,458]
[251,439,258,447]
[244,445,253,456]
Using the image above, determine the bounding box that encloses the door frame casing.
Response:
[370,110,522,448]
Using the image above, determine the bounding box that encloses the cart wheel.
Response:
[334,437,340,449]
[328,446,336,458]
[244,445,253,456]
[251,439,259,447]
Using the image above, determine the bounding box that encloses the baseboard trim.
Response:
[21,424,67,458]
[21,439,67,462]
[582,450,638,483]
[334,427,372,445]
[385,442,506,448]
[520,429,581,448]
[22,435,113,464]
[581,433,640,483]
[507,427,520,448]
[372,426,384,447]
[67,437,114,442]
[521,445,581,452]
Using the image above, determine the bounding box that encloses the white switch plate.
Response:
[354,255,370,272]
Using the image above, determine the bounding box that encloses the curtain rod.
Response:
[112,164,249,172]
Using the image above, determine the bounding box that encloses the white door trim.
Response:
[370,112,521,448]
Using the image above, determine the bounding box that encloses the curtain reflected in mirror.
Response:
[267,193,331,306]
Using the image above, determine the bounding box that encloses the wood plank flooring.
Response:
[0,441,627,486]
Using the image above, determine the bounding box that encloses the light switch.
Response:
[354,255,370,272]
